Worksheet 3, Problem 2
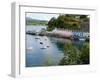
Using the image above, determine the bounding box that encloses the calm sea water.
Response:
[26,25,84,67]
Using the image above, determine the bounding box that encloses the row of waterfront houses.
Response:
[52,28,89,38]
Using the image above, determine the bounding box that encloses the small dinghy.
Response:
[35,37,40,39]
[47,45,50,48]
[40,42,43,44]
[27,47,33,51]
[40,46,47,49]
[79,37,85,41]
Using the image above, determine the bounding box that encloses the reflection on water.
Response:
[26,25,84,67]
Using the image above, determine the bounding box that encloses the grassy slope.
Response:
[26,19,48,25]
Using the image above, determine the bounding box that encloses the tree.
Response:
[47,17,57,31]
[80,15,89,22]
[47,14,80,31]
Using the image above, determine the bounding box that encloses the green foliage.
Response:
[26,19,48,25]
[47,14,80,31]
[59,44,82,65]
[43,54,54,66]
[80,15,89,22]
[47,27,55,31]
[44,59,53,66]
[80,43,90,64]
[47,17,57,31]
[59,42,89,65]
[47,14,89,31]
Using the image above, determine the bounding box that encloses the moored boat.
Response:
[40,46,47,49]
[79,38,85,41]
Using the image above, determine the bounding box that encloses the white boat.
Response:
[27,47,33,50]
[79,38,85,41]
[40,46,47,49]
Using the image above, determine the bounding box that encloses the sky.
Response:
[26,12,60,21]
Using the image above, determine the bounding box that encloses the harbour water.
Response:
[26,25,84,67]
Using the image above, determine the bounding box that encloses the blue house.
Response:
[72,32,83,37]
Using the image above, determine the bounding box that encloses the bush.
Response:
[59,43,90,65]
[59,44,82,65]
[80,43,90,64]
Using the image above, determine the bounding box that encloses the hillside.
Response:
[26,17,48,25]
